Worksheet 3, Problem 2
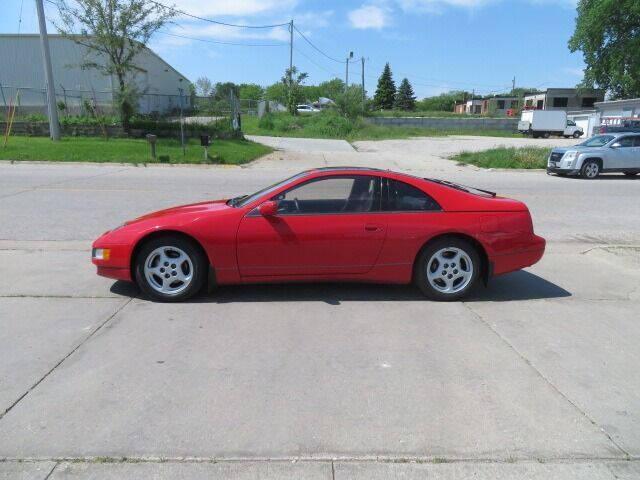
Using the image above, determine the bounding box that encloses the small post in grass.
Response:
[200,134,210,162]
[146,134,157,161]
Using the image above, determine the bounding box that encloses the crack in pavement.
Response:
[462,302,631,460]
[0,297,133,421]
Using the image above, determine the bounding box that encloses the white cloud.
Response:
[294,10,335,29]
[396,0,575,14]
[348,4,390,30]
[170,23,289,42]
[169,0,297,17]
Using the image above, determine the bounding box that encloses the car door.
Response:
[609,135,636,169]
[375,178,444,267]
[236,175,387,277]
[629,135,640,171]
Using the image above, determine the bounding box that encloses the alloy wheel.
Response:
[426,247,474,294]
[143,246,194,296]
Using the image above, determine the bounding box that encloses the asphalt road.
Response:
[1,135,639,479]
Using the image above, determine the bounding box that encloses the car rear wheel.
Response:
[414,238,480,301]
[134,235,206,302]
[581,160,600,179]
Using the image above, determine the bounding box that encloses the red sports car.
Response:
[92,167,545,302]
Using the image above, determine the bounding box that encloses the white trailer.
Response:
[518,110,583,138]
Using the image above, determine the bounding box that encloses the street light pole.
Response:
[35,0,61,140]
[345,51,354,91]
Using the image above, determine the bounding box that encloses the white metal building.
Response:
[567,98,640,138]
[0,34,191,114]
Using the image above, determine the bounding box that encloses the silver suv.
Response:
[547,132,640,179]
[547,133,640,179]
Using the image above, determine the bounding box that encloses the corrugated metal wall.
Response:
[0,35,190,114]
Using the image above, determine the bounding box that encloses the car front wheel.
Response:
[134,235,206,302]
[580,160,600,179]
[414,238,480,301]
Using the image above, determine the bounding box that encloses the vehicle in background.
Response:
[547,133,640,179]
[518,110,584,139]
[296,104,320,114]
[599,118,640,134]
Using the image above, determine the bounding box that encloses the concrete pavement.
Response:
[1,135,639,478]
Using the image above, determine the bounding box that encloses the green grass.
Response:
[242,112,520,141]
[0,136,272,165]
[452,147,552,169]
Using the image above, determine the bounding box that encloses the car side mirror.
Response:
[258,200,278,217]
[610,142,622,148]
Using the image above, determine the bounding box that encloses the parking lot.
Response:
[1,135,640,479]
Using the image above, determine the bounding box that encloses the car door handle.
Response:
[365,223,383,232]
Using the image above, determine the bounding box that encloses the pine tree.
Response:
[395,78,416,111]
[373,63,396,110]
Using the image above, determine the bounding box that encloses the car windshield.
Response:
[231,172,310,208]
[578,135,615,147]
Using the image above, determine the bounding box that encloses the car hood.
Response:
[126,199,231,224]
[552,145,605,155]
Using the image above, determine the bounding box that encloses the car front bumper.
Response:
[547,166,579,175]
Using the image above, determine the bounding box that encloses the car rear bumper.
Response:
[492,234,546,276]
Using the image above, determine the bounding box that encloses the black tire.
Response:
[573,131,582,138]
[624,172,638,177]
[414,237,481,301]
[542,132,551,139]
[134,235,207,302]
[580,160,600,179]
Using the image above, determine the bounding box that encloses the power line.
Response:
[157,31,287,47]
[292,24,348,64]
[293,46,341,79]
[147,0,290,29]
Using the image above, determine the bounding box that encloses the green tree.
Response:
[238,83,264,101]
[336,85,364,119]
[212,82,239,101]
[569,0,640,99]
[373,63,396,110]
[395,78,416,111]
[54,0,174,131]
[195,77,213,97]
[281,66,308,115]
[418,91,468,112]
[264,82,287,104]
[317,78,345,100]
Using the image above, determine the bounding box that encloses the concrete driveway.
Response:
[1,135,639,479]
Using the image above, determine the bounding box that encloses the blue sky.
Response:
[1,0,585,98]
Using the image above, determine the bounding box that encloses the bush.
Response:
[335,86,364,120]
[306,111,354,137]
[258,113,275,130]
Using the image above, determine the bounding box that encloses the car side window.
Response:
[274,176,380,215]
[385,179,441,211]
[617,136,635,147]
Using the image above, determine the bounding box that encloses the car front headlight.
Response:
[563,151,578,167]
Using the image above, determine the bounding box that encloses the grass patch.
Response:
[452,147,551,169]
[0,136,272,165]
[242,112,520,141]
[370,110,490,118]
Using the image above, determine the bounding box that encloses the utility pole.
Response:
[512,76,516,94]
[178,80,185,157]
[289,20,293,76]
[361,57,365,113]
[35,0,61,140]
